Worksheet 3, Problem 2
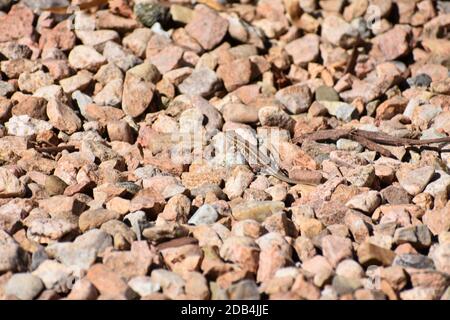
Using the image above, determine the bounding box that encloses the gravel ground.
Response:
[0,0,449,300]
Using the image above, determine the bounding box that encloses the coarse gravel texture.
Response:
[0,0,449,300]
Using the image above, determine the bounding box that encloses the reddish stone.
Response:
[86,264,136,299]
[0,5,34,42]
[39,20,76,51]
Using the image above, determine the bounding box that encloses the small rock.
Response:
[335,259,364,279]
[0,167,25,198]
[0,4,34,42]
[68,45,106,72]
[222,103,259,123]
[220,236,260,273]
[76,30,120,50]
[275,84,312,114]
[258,106,295,131]
[185,5,229,51]
[321,15,358,47]
[396,166,435,196]
[376,96,409,120]
[227,279,260,300]
[373,25,411,60]
[5,273,44,300]
[150,269,185,299]
[293,216,324,238]
[407,74,432,88]
[128,276,160,297]
[46,98,82,134]
[332,275,362,295]
[123,28,153,58]
[256,232,292,282]
[393,254,435,270]
[18,71,54,93]
[400,287,437,300]
[336,139,363,152]
[94,63,124,84]
[59,70,93,94]
[102,41,141,72]
[86,263,136,299]
[122,72,155,118]
[217,58,252,92]
[422,206,450,236]
[27,218,77,244]
[107,120,134,143]
[32,260,74,293]
[67,279,98,300]
[134,2,168,28]
[0,42,32,60]
[0,81,14,97]
[94,79,123,107]
[46,229,112,270]
[393,226,417,245]
[12,96,47,120]
[96,10,138,33]
[431,244,450,274]
[232,200,285,223]
[129,187,165,214]
[39,20,76,51]
[170,4,194,24]
[0,230,26,273]
[302,255,333,287]
[320,101,357,122]
[381,186,411,205]
[423,173,450,198]
[78,209,122,232]
[184,272,210,300]
[346,191,381,213]
[285,33,320,66]
[44,175,67,196]
[148,45,184,74]
[1,58,42,79]
[178,67,220,98]
[316,85,340,102]
[322,235,353,267]
[345,165,376,187]
[160,243,202,274]
[357,242,396,266]
[103,241,155,280]
[316,200,348,227]
[224,167,255,199]
[344,210,371,243]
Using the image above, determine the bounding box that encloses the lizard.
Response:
[224,132,320,186]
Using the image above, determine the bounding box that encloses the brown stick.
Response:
[345,45,359,75]
[350,133,394,157]
[35,145,77,153]
[293,128,450,158]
